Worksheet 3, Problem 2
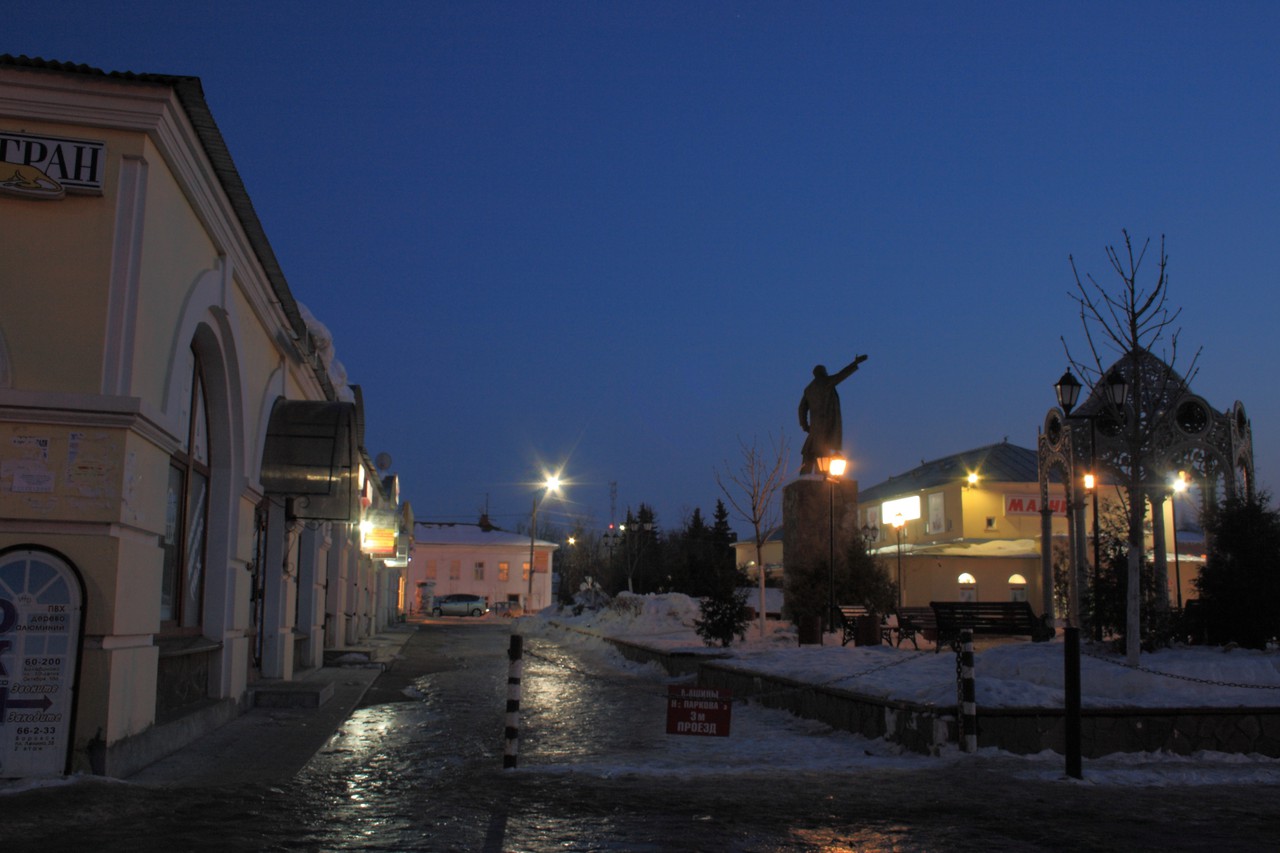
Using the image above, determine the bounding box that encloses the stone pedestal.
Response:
[783,476,858,620]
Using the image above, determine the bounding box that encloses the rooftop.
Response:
[858,440,1043,503]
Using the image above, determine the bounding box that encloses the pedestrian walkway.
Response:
[127,624,417,787]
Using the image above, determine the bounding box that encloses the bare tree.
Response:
[716,433,790,638]
[1066,230,1200,664]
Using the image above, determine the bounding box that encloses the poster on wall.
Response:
[0,547,84,779]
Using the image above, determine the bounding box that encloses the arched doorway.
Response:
[0,546,86,778]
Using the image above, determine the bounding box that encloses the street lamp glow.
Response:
[1172,470,1189,493]
[1083,473,1096,490]
[527,469,566,613]
[820,453,846,635]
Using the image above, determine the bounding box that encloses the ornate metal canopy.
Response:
[1039,350,1253,501]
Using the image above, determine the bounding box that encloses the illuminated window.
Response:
[498,561,510,582]
[425,559,437,580]
[958,572,977,602]
[1008,574,1028,603]
[160,351,209,633]
[522,561,531,581]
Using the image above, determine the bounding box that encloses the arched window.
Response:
[957,572,977,602]
[160,351,210,632]
[1008,573,1028,603]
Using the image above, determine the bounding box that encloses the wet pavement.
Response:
[3,619,1279,851]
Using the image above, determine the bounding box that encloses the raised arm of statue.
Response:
[830,354,868,385]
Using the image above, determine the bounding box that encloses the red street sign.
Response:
[666,686,732,737]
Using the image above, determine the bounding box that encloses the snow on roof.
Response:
[414,523,557,549]
[868,538,1043,560]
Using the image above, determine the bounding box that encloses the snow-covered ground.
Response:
[522,592,1280,786]
[533,591,1280,709]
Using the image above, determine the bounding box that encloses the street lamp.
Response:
[1055,367,1129,640]
[527,475,560,611]
[619,519,654,593]
[1171,470,1189,609]
[817,453,847,634]
[891,513,905,609]
[1052,366,1128,781]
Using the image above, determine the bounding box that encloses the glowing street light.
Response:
[817,453,846,634]
[527,474,561,611]
[1171,470,1189,609]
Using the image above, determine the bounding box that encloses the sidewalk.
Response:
[127,624,417,787]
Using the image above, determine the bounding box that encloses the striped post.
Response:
[958,629,977,753]
[504,633,523,769]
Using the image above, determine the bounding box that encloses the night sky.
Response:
[14,2,1280,536]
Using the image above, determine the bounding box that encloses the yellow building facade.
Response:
[0,56,408,778]
[857,441,1066,610]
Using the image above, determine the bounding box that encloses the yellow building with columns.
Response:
[0,56,409,779]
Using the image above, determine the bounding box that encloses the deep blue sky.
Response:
[17,2,1280,536]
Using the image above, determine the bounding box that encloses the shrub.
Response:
[1194,491,1280,649]
[694,588,750,648]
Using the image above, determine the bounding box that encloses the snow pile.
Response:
[552,591,701,639]
[531,594,1280,709]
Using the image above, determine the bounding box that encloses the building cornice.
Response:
[0,388,179,452]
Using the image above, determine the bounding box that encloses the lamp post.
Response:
[1055,368,1128,640]
[619,519,654,594]
[1052,366,1128,781]
[817,453,847,634]
[1171,470,1188,609]
[527,475,560,611]
[892,513,905,609]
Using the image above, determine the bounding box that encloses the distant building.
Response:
[731,530,784,583]
[742,440,1217,616]
[858,442,1067,608]
[407,518,557,614]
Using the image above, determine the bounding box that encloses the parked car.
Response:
[432,594,489,617]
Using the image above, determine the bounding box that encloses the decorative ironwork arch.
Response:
[1037,350,1254,630]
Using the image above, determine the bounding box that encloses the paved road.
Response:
[3,619,1279,851]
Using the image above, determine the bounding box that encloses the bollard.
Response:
[957,629,977,753]
[504,633,523,769]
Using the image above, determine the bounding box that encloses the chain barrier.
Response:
[1080,645,1280,690]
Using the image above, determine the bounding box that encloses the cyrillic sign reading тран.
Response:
[0,130,105,194]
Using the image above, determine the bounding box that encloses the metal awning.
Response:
[260,398,360,521]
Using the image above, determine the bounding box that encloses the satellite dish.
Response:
[375,452,393,471]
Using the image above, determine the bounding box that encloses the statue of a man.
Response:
[798,355,868,474]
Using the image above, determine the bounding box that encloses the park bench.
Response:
[929,600,1055,652]
[893,606,937,650]
[836,605,893,647]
